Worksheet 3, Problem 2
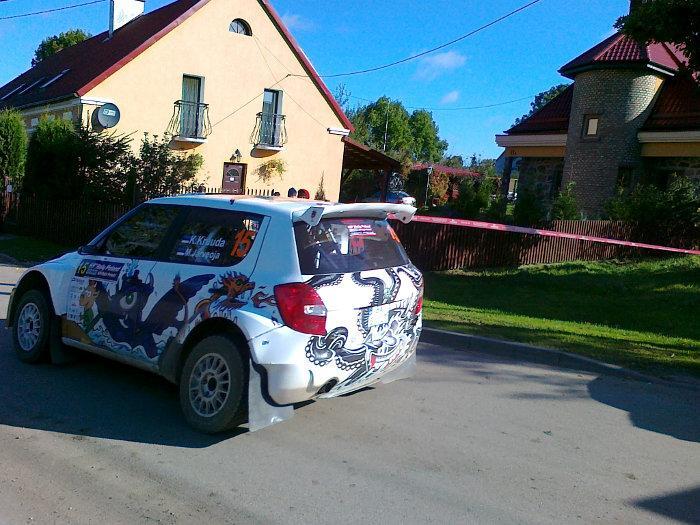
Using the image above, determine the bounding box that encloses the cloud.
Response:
[281,13,314,32]
[440,90,460,104]
[414,51,467,81]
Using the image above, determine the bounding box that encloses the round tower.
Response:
[561,65,664,214]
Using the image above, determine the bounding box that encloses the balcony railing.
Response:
[251,112,287,148]
[167,100,212,141]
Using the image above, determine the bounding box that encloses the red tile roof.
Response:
[412,163,480,178]
[0,0,352,130]
[505,84,573,135]
[642,74,700,132]
[559,32,687,79]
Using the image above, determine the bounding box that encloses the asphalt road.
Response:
[0,264,698,524]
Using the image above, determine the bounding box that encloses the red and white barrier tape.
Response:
[398,215,700,256]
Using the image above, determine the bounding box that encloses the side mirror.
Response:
[78,244,100,255]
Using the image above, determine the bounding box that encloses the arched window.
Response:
[229,19,252,36]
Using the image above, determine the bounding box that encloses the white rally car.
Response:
[7,195,423,433]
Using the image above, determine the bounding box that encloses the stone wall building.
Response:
[495,21,700,217]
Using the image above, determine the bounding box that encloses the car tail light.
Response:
[274,283,327,336]
[414,283,424,315]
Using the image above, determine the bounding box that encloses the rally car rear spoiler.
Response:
[293,203,417,227]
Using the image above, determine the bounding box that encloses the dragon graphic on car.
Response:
[304,265,421,390]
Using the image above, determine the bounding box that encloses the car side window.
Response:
[168,208,263,266]
[103,205,179,259]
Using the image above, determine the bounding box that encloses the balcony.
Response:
[251,112,287,150]
[167,100,212,143]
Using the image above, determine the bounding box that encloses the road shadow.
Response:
[587,376,700,443]
[0,330,246,448]
[417,343,590,401]
[632,485,700,524]
[419,342,700,442]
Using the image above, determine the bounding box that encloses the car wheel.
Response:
[179,335,247,433]
[12,290,51,363]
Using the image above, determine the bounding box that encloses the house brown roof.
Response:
[642,74,700,132]
[342,137,402,172]
[504,84,573,135]
[0,0,352,130]
[559,32,687,79]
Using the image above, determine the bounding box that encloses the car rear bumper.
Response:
[249,319,421,405]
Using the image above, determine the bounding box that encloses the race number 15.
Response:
[231,229,255,258]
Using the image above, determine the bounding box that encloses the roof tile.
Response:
[505,85,573,135]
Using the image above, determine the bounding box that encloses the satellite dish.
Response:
[95,103,120,128]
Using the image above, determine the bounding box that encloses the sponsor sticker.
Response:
[75,259,124,281]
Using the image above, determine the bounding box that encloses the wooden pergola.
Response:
[342,137,402,201]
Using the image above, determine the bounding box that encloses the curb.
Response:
[420,327,700,392]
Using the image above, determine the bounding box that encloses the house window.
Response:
[583,115,599,138]
[229,18,251,35]
[180,75,204,138]
[258,89,284,146]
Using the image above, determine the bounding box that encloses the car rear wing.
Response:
[293,203,417,227]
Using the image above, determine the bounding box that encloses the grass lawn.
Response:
[0,235,70,264]
[423,256,700,378]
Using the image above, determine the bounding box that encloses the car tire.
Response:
[179,335,247,434]
[12,289,51,364]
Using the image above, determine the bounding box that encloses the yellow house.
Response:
[0,0,353,199]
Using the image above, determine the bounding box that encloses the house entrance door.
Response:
[222,162,246,194]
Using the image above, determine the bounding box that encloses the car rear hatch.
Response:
[292,210,423,370]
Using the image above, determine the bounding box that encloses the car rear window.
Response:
[294,217,409,274]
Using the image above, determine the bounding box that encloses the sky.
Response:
[0,0,630,159]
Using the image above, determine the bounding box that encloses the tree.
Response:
[513,187,545,226]
[0,109,28,188]
[348,96,449,162]
[441,155,465,168]
[349,97,413,155]
[32,29,91,66]
[551,182,580,220]
[409,110,448,162]
[512,84,570,127]
[616,0,700,72]
[333,84,352,113]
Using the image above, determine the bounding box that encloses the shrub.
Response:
[483,194,509,223]
[129,133,203,201]
[605,175,699,243]
[76,123,134,203]
[0,109,27,188]
[428,171,449,206]
[24,117,80,198]
[551,182,580,220]
[513,187,545,226]
[453,176,492,219]
[314,172,327,200]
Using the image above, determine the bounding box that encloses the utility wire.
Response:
[0,0,106,21]
[289,0,543,78]
[255,34,539,114]
[348,94,537,112]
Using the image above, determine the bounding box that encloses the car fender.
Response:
[9,252,80,323]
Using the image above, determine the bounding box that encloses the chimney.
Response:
[109,0,145,37]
